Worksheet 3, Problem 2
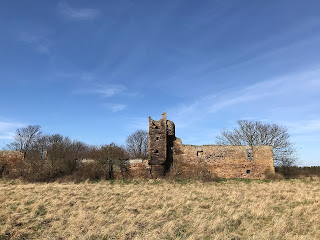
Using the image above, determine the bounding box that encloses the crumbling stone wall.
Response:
[0,114,274,180]
[148,112,170,178]
[172,139,274,179]
[147,113,275,179]
[120,159,150,179]
[0,151,24,176]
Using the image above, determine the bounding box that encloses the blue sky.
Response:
[0,0,319,166]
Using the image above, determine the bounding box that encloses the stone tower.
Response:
[148,112,175,178]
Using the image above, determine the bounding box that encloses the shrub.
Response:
[72,162,106,182]
[275,166,320,179]
[195,163,220,182]
[264,169,284,181]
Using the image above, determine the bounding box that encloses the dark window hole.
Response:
[197,151,203,156]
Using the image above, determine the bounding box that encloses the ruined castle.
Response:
[147,112,275,179]
[0,113,275,180]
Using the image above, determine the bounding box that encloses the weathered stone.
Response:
[148,112,274,179]
[172,142,274,179]
[148,112,169,177]
[0,114,275,180]
[0,151,24,176]
[126,159,151,178]
[114,159,150,179]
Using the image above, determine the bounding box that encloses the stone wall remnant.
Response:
[148,112,275,179]
[0,151,24,176]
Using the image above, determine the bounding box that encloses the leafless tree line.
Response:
[1,126,148,181]
[1,119,299,181]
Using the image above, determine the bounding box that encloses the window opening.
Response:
[246,169,251,174]
[247,149,253,161]
[197,151,204,156]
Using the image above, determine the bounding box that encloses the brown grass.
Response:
[1,179,319,240]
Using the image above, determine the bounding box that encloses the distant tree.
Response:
[90,143,128,179]
[4,128,92,181]
[126,130,148,159]
[216,120,298,167]
[42,134,90,176]
[7,125,42,159]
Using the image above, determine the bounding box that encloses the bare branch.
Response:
[216,120,297,166]
[126,130,148,159]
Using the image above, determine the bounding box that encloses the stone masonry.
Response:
[148,112,170,177]
[148,112,275,179]
[0,114,275,179]
[0,151,24,176]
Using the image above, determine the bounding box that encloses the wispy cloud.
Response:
[74,83,130,113]
[0,133,15,140]
[283,119,320,134]
[170,67,320,128]
[94,86,125,98]
[103,103,127,112]
[75,84,126,98]
[0,121,25,140]
[208,76,286,113]
[165,18,320,87]
[18,32,51,55]
[35,45,50,55]
[55,71,95,82]
[58,2,100,20]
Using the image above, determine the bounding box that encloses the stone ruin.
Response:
[129,112,274,179]
[0,113,275,179]
[0,151,24,177]
[148,112,175,178]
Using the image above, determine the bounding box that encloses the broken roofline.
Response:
[147,112,275,179]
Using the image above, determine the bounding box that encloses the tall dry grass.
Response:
[1,179,319,240]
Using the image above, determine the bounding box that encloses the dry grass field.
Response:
[1,179,319,240]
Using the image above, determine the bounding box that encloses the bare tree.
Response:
[90,143,128,179]
[41,134,90,176]
[126,130,148,159]
[216,120,297,167]
[7,125,42,158]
